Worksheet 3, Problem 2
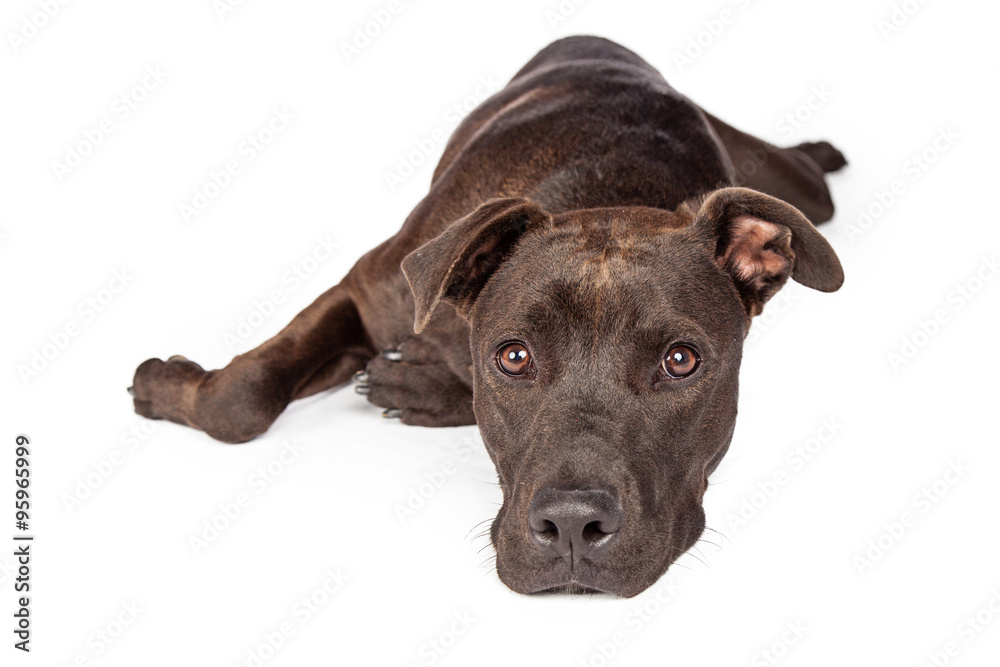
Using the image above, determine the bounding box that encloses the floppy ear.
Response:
[693,187,844,317]
[401,197,551,334]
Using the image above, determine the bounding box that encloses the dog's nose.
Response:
[527,488,623,562]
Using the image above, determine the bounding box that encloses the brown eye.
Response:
[662,345,699,378]
[497,342,532,376]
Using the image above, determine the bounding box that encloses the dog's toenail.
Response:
[355,385,371,396]
[382,408,403,419]
[382,349,402,362]
[127,386,136,397]
[353,370,370,384]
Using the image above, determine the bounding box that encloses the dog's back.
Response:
[424,36,732,226]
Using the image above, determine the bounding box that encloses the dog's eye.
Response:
[662,345,699,378]
[497,342,532,376]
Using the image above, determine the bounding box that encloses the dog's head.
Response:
[401,188,843,597]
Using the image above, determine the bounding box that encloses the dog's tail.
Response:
[794,141,848,173]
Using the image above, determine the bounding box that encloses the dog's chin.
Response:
[495,553,666,598]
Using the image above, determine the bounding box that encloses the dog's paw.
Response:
[130,355,206,422]
[354,348,475,426]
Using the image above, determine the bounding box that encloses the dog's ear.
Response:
[692,187,844,317]
[401,197,551,333]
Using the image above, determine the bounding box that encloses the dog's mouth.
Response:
[532,583,608,596]
[496,535,690,598]
[519,554,625,595]
[498,548,665,597]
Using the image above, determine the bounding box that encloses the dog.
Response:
[130,36,845,597]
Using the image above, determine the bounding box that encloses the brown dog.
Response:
[130,36,845,596]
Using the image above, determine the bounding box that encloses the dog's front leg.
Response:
[129,282,374,443]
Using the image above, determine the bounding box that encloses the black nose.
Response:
[528,488,623,562]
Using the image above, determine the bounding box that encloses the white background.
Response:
[3,0,999,665]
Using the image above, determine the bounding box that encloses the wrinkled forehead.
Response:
[472,210,746,346]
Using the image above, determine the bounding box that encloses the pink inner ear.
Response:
[464,233,504,279]
[720,215,792,283]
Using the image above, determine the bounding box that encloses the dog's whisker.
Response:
[463,517,493,542]
[701,525,732,548]
[477,554,498,573]
[686,545,712,570]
